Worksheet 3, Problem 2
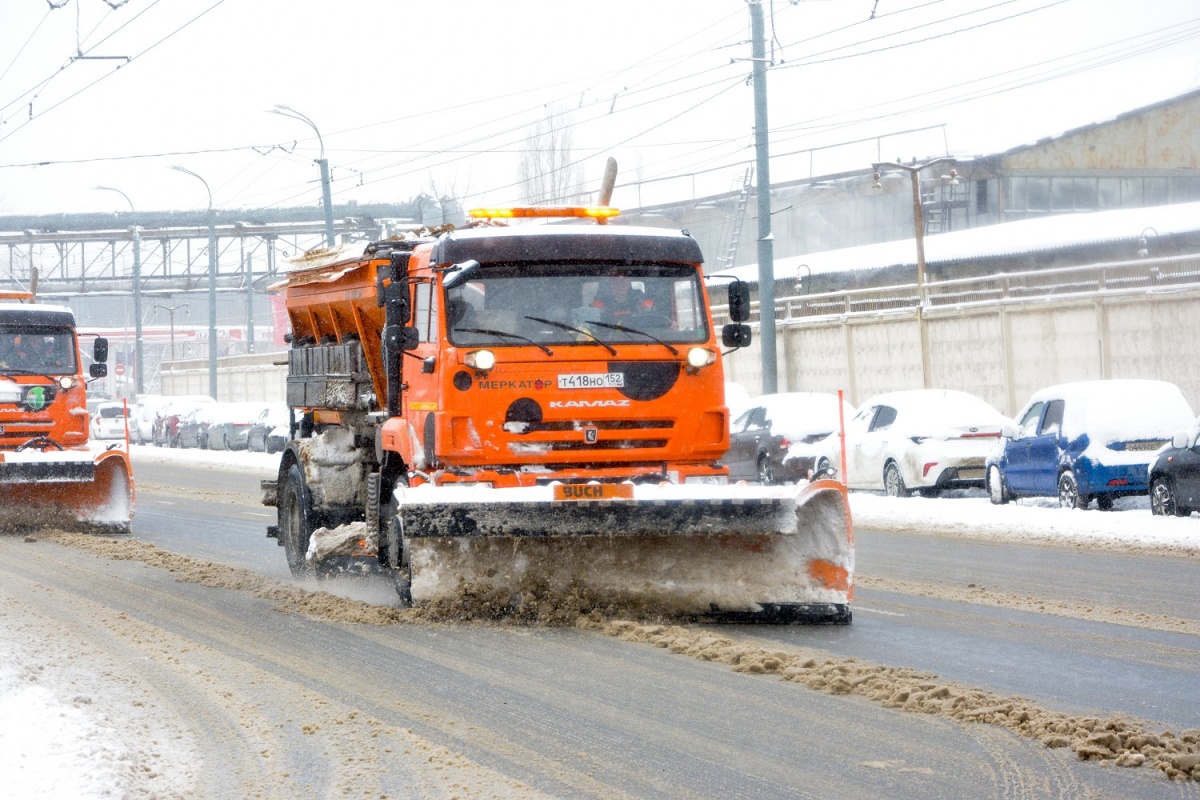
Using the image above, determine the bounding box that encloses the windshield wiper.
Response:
[583,320,678,355]
[453,327,553,356]
[0,367,47,376]
[523,316,617,356]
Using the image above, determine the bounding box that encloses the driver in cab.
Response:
[591,273,654,321]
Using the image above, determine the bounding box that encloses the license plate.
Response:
[553,483,634,501]
[558,372,624,389]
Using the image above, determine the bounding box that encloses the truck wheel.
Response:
[279,463,314,578]
[1058,470,1088,510]
[385,493,413,607]
[884,462,909,497]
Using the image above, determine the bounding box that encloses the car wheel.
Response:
[757,454,775,486]
[987,465,1010,505]
[884,462,909,497]
[1096,495,1114,511]
[1150,477,1184,517]
[224,432,232,450]
[1058,470,1088,510]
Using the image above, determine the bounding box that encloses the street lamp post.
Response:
[95,185,144,396]
[154,302,189,363]
[269,104,336,247]
[170,165,219,400]
[871,158,957,389]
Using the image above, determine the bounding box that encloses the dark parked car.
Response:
[987,380,1196,509]
[152,395,214,447]
[176,405,220,449]
[1148,427,1200,516]
[207,402,268,451]
[725,392,852,484]
[247,403,289,453]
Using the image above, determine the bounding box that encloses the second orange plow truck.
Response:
[0,290,133,532]
[262,206,853,622]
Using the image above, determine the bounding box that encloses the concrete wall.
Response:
[160,351,287,402]
[726,289,1200,417]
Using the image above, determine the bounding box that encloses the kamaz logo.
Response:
[549,399,631,409]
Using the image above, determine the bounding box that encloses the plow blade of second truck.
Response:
[393,479,854,623]
[0,450,133,532]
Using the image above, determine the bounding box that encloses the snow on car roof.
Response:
[1023,379,1195,440]
[747,391,853,438]
[860,389,1009,431]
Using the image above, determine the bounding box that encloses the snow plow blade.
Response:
[393,479,853,623]
[0,449,134,533]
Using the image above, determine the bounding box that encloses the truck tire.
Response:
[279,463,315,578]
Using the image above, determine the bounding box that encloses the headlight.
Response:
[686,347,716,369]
[464,349,496,371]
[58,376,74,390]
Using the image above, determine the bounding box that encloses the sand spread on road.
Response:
[27,528,1200,783]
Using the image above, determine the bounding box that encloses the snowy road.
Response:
[1,445,1198,797]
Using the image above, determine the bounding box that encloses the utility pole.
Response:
[871,158,957,389]
[269,105,336,248]
[245,250,255,353]
[170,166,219,399]
[95,185,144,396]
[749,0,778,395]
[154,302,188,363]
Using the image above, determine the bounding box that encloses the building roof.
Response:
[712,200,1200,284]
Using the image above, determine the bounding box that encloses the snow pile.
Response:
[850,492,1200,554]
[123,441,281,476]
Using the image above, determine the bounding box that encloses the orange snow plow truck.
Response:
[0,291,133,532]
[263,208,853,622]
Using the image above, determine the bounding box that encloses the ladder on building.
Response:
[718,168,754,268]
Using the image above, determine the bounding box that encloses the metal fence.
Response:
[715,253,1200,324]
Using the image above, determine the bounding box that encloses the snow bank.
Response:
[850,492,1200,554]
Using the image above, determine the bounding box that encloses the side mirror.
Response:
[443,259,481,290]
[1171,430,1189,449]
[90,362,108,378]
[93,337,109,364]
[727,280,751,323]
[1001,424,1016,440]
[384,324,420,352]
[722,323,752,349]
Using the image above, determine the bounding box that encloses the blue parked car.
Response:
[986,379,1196,510]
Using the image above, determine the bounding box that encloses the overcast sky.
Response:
[1,0,1198,219]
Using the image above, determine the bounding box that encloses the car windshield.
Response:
[443,263,709,348]
[0,326,77,376]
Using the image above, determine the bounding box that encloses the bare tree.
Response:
[517,106,586,205]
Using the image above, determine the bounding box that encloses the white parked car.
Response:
[837,389,1010,497]
[130,394,170,445]
[90,401,130,441]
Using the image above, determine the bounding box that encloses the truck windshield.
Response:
[444,264,710,348]
[0,327,78,376]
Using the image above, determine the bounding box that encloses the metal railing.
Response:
[713,253,1200,324]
